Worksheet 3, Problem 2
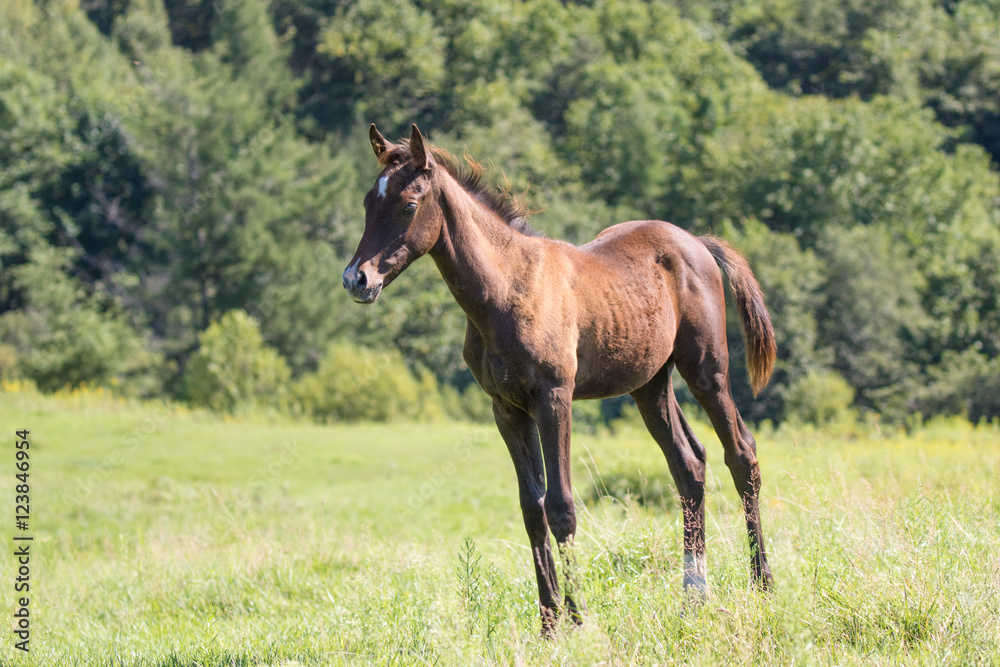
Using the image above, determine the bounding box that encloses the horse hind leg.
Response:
[631,363,709,598]
[674,343,774,589]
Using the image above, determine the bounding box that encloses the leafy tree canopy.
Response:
[2,0,999,425]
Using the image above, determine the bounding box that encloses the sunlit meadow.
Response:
[0,382,998,665]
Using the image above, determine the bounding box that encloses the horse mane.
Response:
[379,140,542,238]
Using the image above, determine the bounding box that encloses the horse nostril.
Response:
[356,271,367,289]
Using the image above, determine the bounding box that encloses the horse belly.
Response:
[572,296,676,399]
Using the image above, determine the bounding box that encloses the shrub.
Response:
[917,349,1000,423]
[783,369,856,427]
[294,340,440,422]
[572,399,605,434]
[0,247,164,394]
[184,310,291,413]
[0,344,19,381]
[584,466,676,509]
[440,382,495,423]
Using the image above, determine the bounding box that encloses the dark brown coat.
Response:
[345,124,777,632]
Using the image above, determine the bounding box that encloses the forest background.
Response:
[2,0,999,428]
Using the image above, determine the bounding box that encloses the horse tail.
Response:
[699,235,776,396]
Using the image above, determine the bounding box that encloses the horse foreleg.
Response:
[534,386,586,626]
[492,400,561,632]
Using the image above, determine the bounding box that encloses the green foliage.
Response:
[344,260,470,385]
[456,536,482,612]
[184,310,291,412]
[1,0,999,424]
[585,464,678,509]
[440,381,495,423]
[727,0,917,98]
[0,343,18,381]
[562,57,677,214]
[718,218,828,422]
[318,0,446,131]
[783,369,857,427]
[815,225,927,418]
[681,94,957,242]
[293,340,439,422]
[0,246,162,393]
[572,399,606,434]
[726,0,1000,163]
[917,348,1000,424]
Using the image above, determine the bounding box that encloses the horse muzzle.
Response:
[343,262,383,304]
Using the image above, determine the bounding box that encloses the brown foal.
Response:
[344,124,778,632]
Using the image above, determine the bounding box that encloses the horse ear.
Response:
[409,123,433,171]
[370,124,389,159]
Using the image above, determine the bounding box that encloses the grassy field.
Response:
[0,383,998,666]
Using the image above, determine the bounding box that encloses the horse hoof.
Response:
[565,595,586,626]
[683,564,709,602]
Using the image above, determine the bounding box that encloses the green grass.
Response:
[1,385,998,665]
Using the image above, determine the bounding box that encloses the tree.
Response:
[184,310,290,412]
[317,0,446,133]
[0,246,161,393]
[815,225,928,418]
[719,219,828,422]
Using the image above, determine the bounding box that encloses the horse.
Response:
[344,123,777,632]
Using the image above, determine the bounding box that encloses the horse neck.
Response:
[428,173,530,318]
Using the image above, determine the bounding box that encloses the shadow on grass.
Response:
[584,467,677,511]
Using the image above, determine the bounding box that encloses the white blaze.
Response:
[377,175,388,199]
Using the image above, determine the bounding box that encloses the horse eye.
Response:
[403,202,418,215]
